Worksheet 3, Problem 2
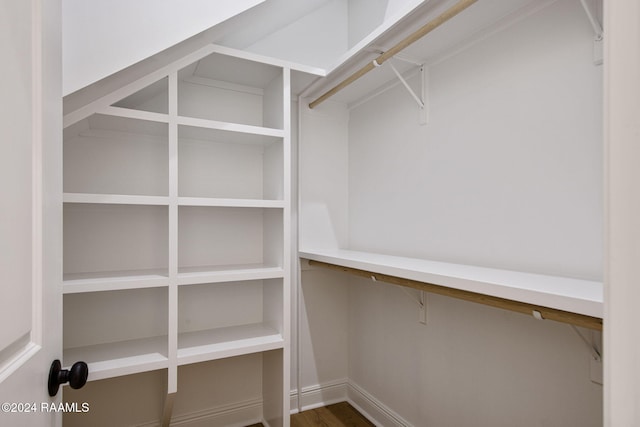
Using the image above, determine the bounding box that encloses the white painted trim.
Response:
[603,0,640,425]
[30,0,44,352]
[0,342,41,383]
[281,67,293,420]
[134,397,263,427]
[289,379,349,413]
[347,381,413,427]
[286,380,411,426]
[167,71,179,395]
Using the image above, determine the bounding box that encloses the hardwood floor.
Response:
[291,402,375,427]
[247,402,374,427]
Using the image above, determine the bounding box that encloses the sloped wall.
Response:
[62,0,263,95]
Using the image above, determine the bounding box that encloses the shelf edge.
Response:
[300,249,603,330]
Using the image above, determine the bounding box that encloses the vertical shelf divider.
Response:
[281,67,292,422]
[167,72,179,401]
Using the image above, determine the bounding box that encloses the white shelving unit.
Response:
[62,45,297,426]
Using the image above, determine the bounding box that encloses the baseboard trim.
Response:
[288,379,412,427]
[347,381,413,427]
[290,378,349,413]
[135,379,408,427]
[135,397,263,427]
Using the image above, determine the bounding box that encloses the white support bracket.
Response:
[571,325,602,362]
[388,61,429,125]
[570,325,603,385]
[370,273,427,325]
[579,0,603,65]
[400,287,427,325]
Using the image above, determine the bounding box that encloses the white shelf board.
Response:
[209,44,326,77]
[98,106,170,123]
[179,123,282,146]
[177,323,284,366]
[63,335,168,382]
[178,197,284,209]
[64,193,170,206]
[177,115,284,138]
[63,269,169,294]
[177,264,284,286]
[300,249,603,318]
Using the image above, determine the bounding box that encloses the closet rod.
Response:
[306,259,603,331]
[308,0,478,109]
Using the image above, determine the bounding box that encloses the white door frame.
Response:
[603,0,640,425]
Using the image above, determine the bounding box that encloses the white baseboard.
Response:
[135,398,262,427]
[347,381,413,427]
[288,379,412,427]
[136,379,408,427]
[290,379,349,413]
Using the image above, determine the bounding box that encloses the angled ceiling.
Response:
[62,0,265,95]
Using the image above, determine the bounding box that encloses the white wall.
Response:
[299,0,603,425]
[348,0,603,280]
[299,101,350,251]
[297,268,349,408]
[62,0,263,95]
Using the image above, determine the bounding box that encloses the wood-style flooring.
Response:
[247,402,375,427]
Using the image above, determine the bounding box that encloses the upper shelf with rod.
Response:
[300,0,600,108]
[308,0,478,109]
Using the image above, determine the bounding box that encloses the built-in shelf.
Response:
[177,323,284,366]
[64,196,283,208]
[64,193,170,206]
[177,264,284,286]
[177,116,284,138]
[178,121,283,144]
[177,197,284,209]
[62,44,291,423]
[300,249,603,327]
[63,335,169,382]
[63,269,169,293]
[99,106,170,123]
[95,106,285,139]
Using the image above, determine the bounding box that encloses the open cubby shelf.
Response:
[177,323,284,366]
[62,47,290,423]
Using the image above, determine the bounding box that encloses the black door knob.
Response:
[48,360,88,397]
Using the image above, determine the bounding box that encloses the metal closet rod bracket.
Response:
[580,0,603,40]
[579,0,603,65]
[387,60,428,125]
